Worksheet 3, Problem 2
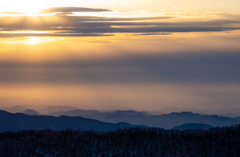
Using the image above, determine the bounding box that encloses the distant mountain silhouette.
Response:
[235,117,240,121]
[5,105,26,113]
[21,109,40,115]
[155,107,240,118]
[48,109,149,117]
[48,110,240,129]
[0,110,144,133]
[112,110,149,116]
[47,109,101,117]
[173,123,213,131]
[38,106,78,114]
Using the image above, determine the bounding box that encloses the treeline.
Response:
[0,125,240,157]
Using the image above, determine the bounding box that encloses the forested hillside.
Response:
[1,125,240,157]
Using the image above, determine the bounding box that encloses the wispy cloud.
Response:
[0,7,240,37]
[0,33,112,38]
[0,12,26,14]
[41,7,112,13]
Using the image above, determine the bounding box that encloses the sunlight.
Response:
[24,37,42,45]
[3,37,55,45]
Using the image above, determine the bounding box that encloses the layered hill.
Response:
[48,110,240,129]
[0,110,144,133]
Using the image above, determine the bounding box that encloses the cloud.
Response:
[41,7,112,13]
[0,12,26,14]
[0,13,240,37]
[139,32,171,35]
[0,33,112,38]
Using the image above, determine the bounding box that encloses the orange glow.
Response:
[0,31,240,63]
[0,83,239,111]
[3,37,55,45]
[0,3,240,111]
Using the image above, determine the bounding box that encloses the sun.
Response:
[3,37,42,45]
[3,37,56,45]
[23,37,42,45]
[22,37,57,45]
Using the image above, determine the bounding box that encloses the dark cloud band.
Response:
[41,7,112,13]
[0,11,240,37]
[1,53,240,84]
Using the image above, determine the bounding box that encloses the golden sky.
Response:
[0,1,240,111]
[1,0,240,13]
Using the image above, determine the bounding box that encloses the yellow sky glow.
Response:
[0,1,240,110]
[0,0,78,13]
[1,0,240,14]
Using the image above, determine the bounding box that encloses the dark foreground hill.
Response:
[48,110,240,129]
[0,110,143,133]
[1,125,240,157]
[173,123,213,131]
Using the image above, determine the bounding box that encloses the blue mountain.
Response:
[0,110,144,133]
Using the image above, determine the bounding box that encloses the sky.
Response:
[0,0,240,112]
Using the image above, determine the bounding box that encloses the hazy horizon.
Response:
[2,104,240,118]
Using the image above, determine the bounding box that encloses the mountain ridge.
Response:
[21,109,40,115]
[0,110,145,133]
[47,110,240,129]
[173,123,213,130]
